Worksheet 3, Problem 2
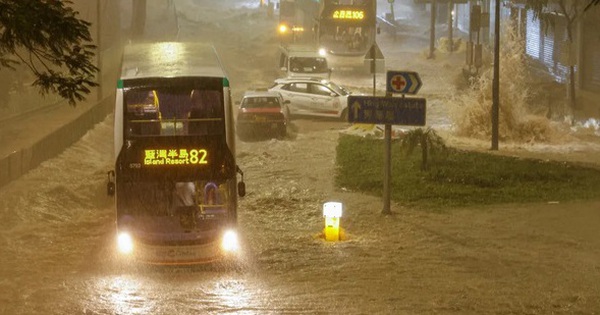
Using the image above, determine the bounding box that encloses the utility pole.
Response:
[491,0,499,150]
[429,0,437,59]
[447,0,453,53]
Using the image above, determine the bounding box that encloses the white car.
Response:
[268,77,352,120]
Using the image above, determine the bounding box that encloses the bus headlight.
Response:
[221,230,240,253]
[117,232,134,254]
[318,48,327,57]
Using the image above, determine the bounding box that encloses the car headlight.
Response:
[117,232,134,254]
[278,24,288,34]
[221,230,240,253]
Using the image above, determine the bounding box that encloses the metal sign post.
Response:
[364,43,385,95]
[383,92,393,215]
[348,70,425,215]
[372,45,376,96]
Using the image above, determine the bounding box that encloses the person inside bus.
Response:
[335,27,344,41]
[171,181,196,215]
[204,182,220,205]
[203,182,224,214]
[351,29,363,50]
[289,57,302,72]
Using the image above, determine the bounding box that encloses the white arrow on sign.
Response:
[406,72,421,94]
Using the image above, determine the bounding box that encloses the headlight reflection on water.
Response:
[91,274,274,314]
[98,275,154,315]
[211,278,253,311]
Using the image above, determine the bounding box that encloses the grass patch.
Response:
[335,134,600,210]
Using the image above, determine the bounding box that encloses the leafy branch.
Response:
[0,0,98,106]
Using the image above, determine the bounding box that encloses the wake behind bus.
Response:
[107,42,246,265]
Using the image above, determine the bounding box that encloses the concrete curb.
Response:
[0,97,113,188]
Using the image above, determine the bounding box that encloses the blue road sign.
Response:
[347,95,426,126]
[386,71,422,94]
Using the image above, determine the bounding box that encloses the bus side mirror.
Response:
[107,182,115,196]
[238,181,246,197]
[107,170,115,196]
[236,165,246,197]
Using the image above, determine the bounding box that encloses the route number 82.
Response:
[189,149,208,164]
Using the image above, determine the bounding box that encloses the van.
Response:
[278,45,332,79]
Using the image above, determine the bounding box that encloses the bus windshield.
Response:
[118,180,234,218]
[124,87,224,137]
[289,57,329,73]
[317,0,375,56]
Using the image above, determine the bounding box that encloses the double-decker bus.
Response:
[277,0,321,45]
[317,0,376,56]
[107,42,246,265]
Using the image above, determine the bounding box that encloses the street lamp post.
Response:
[491,0,500,150]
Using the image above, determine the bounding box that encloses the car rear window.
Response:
[242,97,281,109]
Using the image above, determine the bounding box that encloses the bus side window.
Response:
[188,90,208,135]
[157,92,192,135]
[189,90,225,135]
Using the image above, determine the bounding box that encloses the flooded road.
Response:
[2,1,600,314]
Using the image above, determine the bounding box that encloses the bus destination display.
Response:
[144,148,208,166]
[332,10,364,20]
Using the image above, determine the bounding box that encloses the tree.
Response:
[525,0,588,111]
[0,0,98,106]
[400,128,447,171]
[586,0,599,10]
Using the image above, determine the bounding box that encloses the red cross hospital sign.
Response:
[386,71,422,95]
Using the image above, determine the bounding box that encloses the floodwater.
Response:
[2,1,600,314]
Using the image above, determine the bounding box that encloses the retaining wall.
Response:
[0,97,113,188]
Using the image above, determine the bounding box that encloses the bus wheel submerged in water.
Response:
[107,42,246,266]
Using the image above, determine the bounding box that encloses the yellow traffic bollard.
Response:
[323,202,343,241]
